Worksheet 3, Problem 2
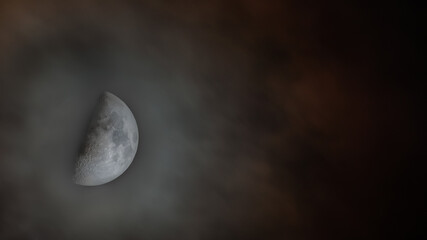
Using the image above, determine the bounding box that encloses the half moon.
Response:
[74,91,139,186]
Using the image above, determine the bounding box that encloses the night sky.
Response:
[0,0,424,239]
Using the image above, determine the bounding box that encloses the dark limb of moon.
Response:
[74,92,139,186]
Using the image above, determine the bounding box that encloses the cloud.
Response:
[0,0,423,239]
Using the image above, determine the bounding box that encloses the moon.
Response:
[74,91,139,186]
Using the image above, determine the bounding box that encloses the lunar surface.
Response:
[74,92,139,186]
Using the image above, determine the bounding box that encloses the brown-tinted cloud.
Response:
[0,0,423,239]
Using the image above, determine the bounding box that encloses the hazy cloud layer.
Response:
[0,1,423,239]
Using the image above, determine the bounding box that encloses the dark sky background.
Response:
[0,0,424,239]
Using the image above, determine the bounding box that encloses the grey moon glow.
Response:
[73,92,139,186]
